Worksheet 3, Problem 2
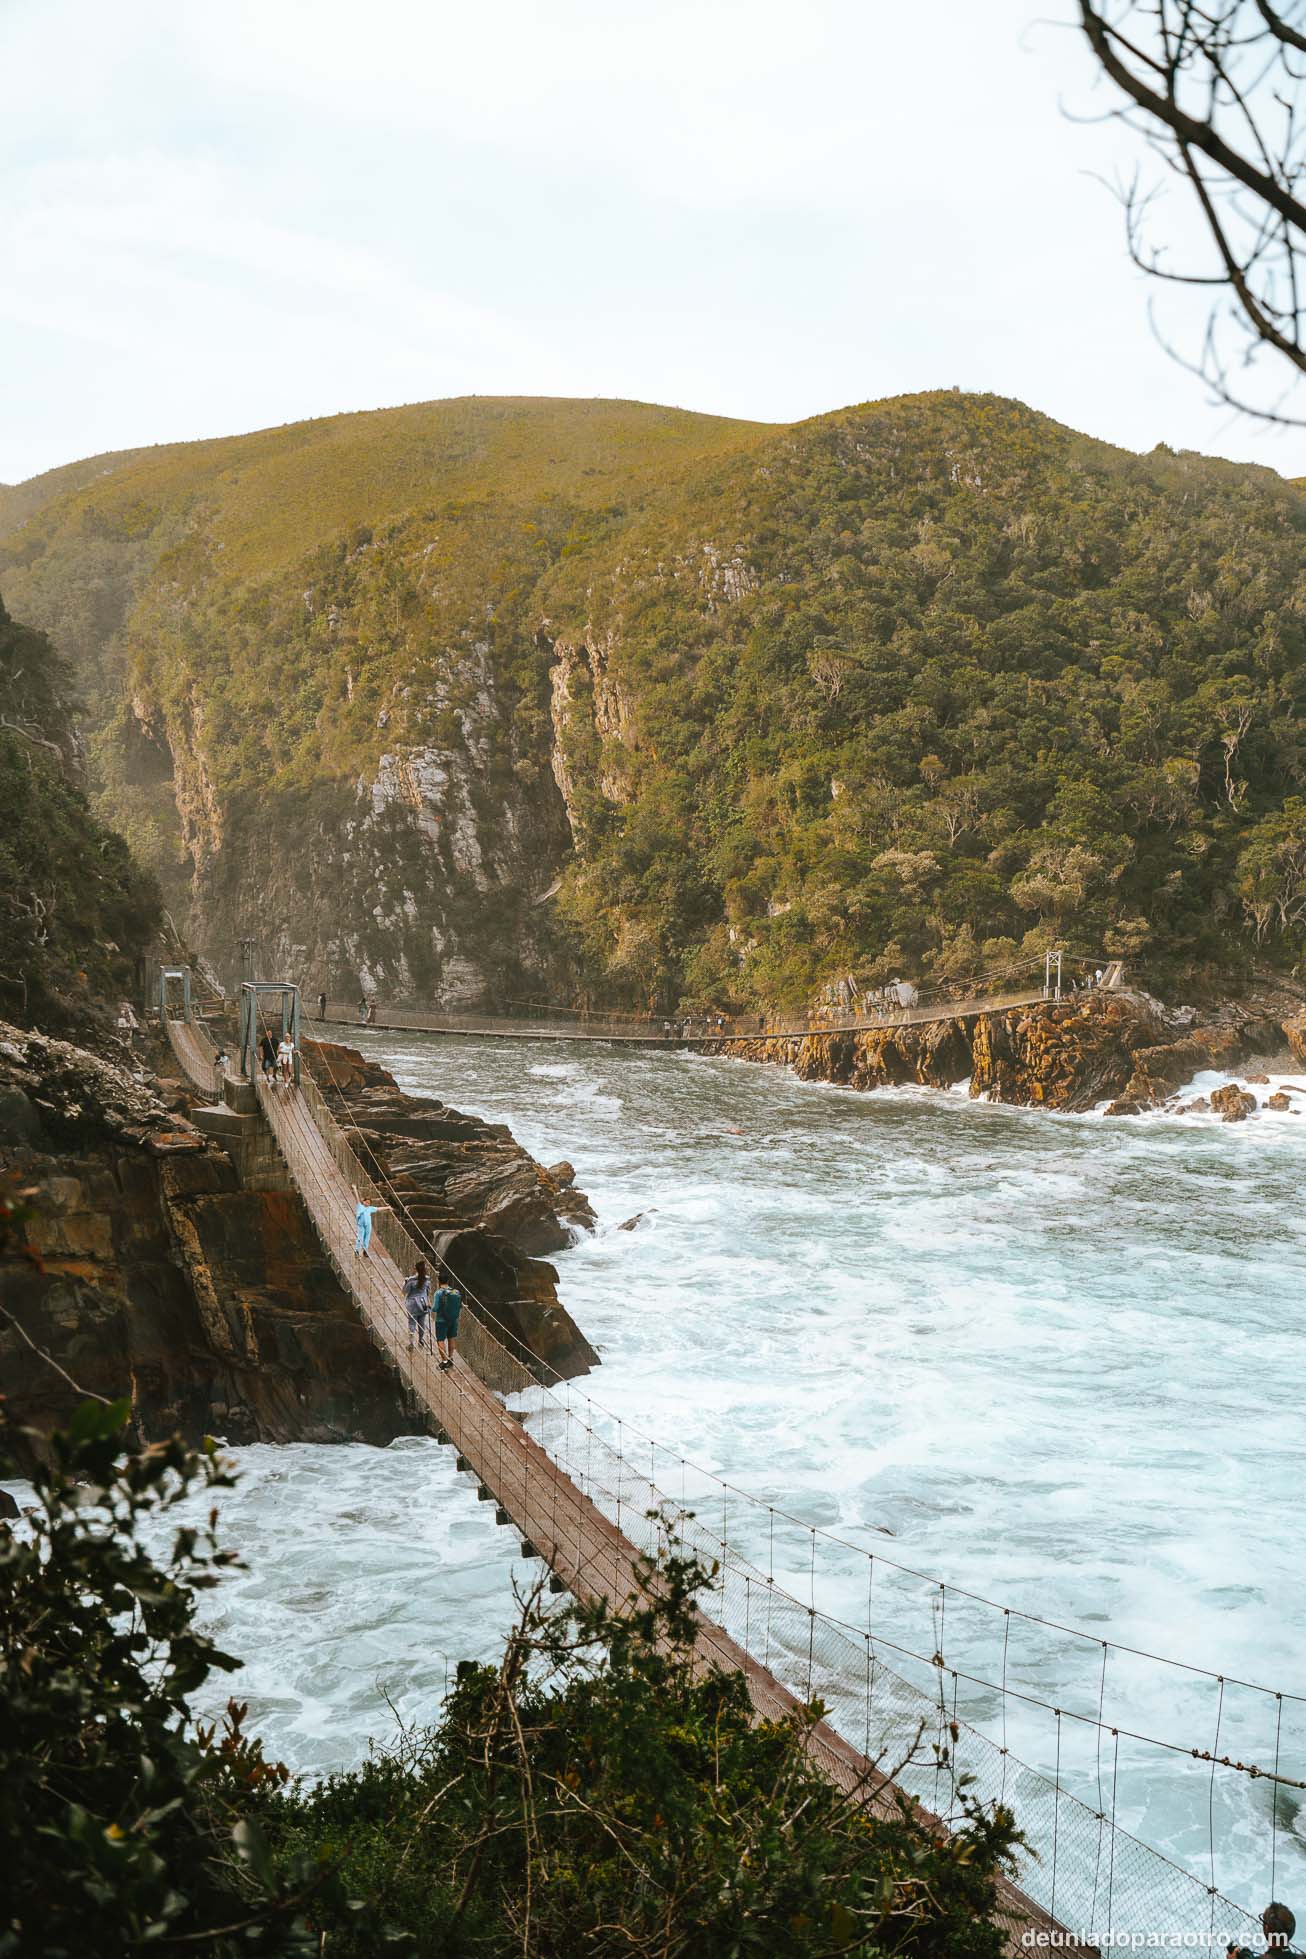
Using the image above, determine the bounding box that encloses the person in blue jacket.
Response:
[433,1276,463,1372]
[351,1183,389,1259]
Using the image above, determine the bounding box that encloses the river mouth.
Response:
[11,1029,1300,1921]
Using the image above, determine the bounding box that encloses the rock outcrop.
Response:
[303,1040,597,1379]
[1,1024,412,1474]
[716,991,1301,1114]
[719,993,1159,1112]
[2,1026,600,1472]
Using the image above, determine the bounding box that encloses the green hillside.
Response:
[0,596,158,1025]
[1,392,1302,1009]
[0,445,156,540]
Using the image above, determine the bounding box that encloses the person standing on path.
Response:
[352,1183,389,1259]
[433,1276,463,1371]
[403,1257,432,1349]
[318,991,327,1021]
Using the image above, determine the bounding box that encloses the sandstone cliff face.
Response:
[1,1026,413,1474]
[716,992,1299,1114]
[2,1026,600,1471]
[162,661,575,1008]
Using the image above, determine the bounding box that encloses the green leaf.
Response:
[68,1398,131,1446]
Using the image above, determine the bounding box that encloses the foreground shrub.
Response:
[276,1547,1020,1957]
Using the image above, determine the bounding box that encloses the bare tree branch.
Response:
[1079,0,1306,421]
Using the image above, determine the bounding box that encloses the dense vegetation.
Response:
[544,397,1306,1005]
[0,594,158,1025]
[2,1405,1017,1957]
[2,392,1303,1008]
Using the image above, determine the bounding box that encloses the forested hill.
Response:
[1,391,1302,1011]
[0,596,158,1026]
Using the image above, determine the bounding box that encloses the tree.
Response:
[0,594,159,1023]
[1235,796,1306,937]
[0,1401,321,1955]
[1079,1,1306,421]
[275,1543,1023,1958]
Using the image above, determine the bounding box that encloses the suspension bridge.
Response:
[154,968,1297,1955]
[314,953,1126,1047]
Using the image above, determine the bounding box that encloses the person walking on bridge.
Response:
[259,1032,277,1085]
[403,1258,432,1349]
[351,1183,389,1260]
[433,1275,463,1371]
[276,1031,295,1087]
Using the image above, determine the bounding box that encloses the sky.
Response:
[3,0,1305,485]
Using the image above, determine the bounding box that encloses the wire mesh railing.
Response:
[516,1393,1272,1948]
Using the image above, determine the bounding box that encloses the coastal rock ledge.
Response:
[717,992,1300,1114]
[0,1025,596,1474]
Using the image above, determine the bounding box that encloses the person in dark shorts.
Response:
[318,991,327,1021]
[259,1032,277,1083]
[433,1278,463,1371]
[1230,1901,1300,1956]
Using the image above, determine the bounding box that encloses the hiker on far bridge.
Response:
[433,1275,463,1372]
[352,1183,389,1260]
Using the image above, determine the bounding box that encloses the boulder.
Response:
[1210,1083,1257,1122]
[1266,1092,1292,1111]
[1178,1096,1210,1114]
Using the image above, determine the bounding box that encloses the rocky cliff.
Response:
[716,990,1304,1114]
[1,1024,597,1472]
[0,1024,412,1473]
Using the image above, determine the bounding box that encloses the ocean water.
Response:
[8,1033,1304,1927]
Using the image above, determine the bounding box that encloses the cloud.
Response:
[1,0,1303,480]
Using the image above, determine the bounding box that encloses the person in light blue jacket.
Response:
[351,1183,389,1259]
